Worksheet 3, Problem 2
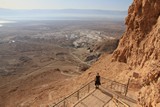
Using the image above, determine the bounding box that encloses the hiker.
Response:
[95,73,101,89]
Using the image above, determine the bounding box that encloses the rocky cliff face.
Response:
[112,0,160,68]
[112,0,160,106]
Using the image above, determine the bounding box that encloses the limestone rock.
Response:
[112,0,160,68]
[112,0,160,106]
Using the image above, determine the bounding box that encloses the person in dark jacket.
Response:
[95,73,101,89]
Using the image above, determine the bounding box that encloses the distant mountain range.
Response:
[0,8,127,20]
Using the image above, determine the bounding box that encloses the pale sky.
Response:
[0,0,133,10]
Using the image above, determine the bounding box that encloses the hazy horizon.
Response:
[0,9,128,21]
[0,0,132,10]
[0,8,128,11]
[0,0,132,21]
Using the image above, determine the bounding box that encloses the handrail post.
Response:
[125,77,131,96]
[63,99,66,107]
[88,83,90,93]
[124,85,126,95]
[77,90,79,100]
[111,82,113,89]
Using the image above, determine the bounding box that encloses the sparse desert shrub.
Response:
[79,64,90,71]
[54,68,60,71]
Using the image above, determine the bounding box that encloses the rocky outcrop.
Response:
[112,0,160,106]
[112,0,160,68]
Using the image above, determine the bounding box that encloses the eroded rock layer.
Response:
[112,0,160,68]
[112,0,160,106]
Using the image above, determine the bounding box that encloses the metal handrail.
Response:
[73,89,96,107]
[51,77,128,107]
[101,77,127,95]
[52,80,94,107]
[113,97,130,107]
[101,77,126,87]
